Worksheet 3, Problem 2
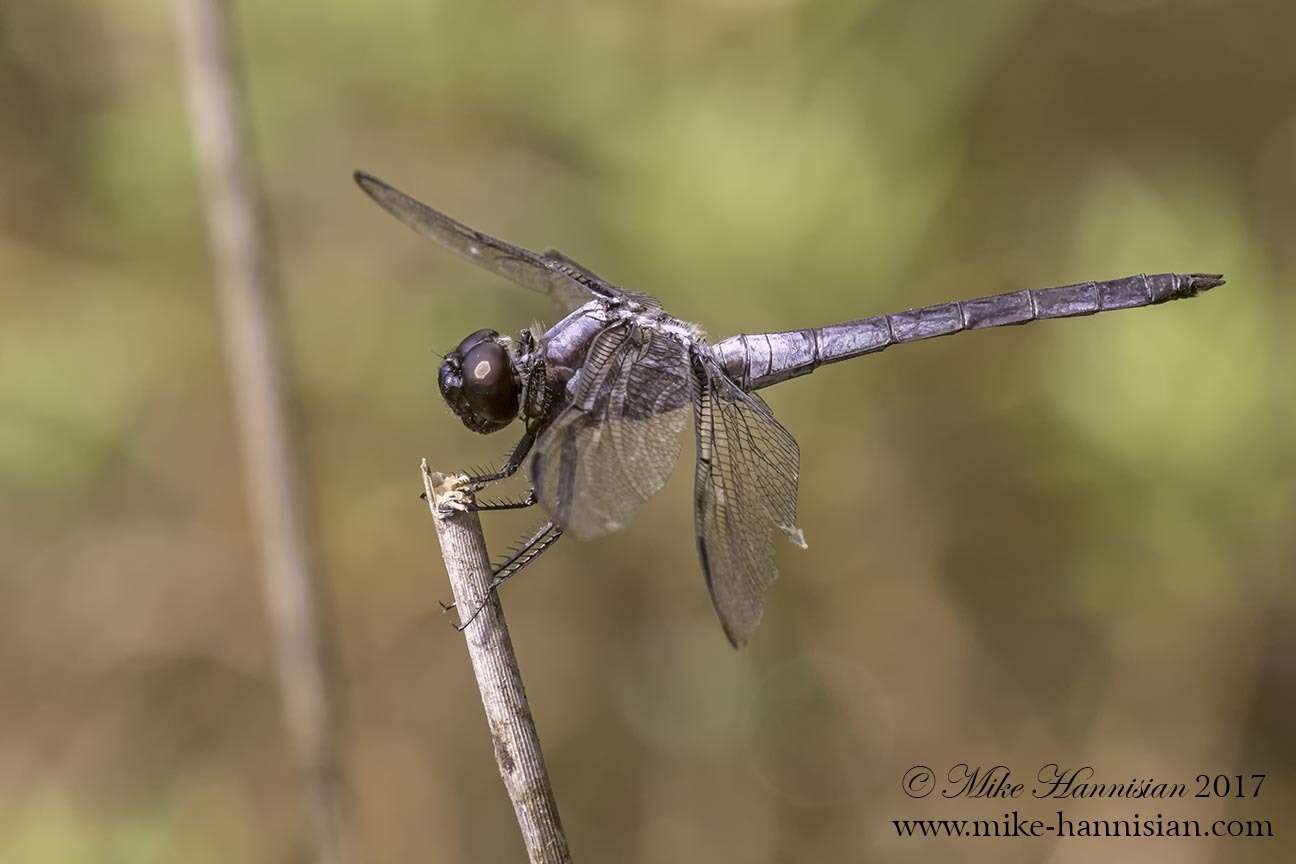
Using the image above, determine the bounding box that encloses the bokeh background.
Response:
[2,0,1294,861]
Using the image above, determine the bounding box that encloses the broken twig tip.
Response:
[420,463,474,518]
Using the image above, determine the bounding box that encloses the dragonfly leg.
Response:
[464,428,536,487]
[439,520,564,631]
[465,488,538,512]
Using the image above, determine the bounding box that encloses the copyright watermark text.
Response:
[901,763,1266,801]
[894,764,1274,842]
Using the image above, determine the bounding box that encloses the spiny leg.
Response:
[466,488,538,512]
[420,484,536,509]
[464,427,536,488]
[441,520,564,630]
[491,519,564,582]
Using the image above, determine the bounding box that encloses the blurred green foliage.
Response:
[2,0,1293,861]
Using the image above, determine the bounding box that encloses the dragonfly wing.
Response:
[692,354,803,648]
[355,171,604,311]
[531,322,693,539]
[542,248,663,310]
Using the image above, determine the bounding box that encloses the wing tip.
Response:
[353,169,387,198]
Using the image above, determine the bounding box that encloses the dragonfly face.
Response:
[438,328,521,434]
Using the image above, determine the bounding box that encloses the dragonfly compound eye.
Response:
[461,339,519,426]
[437,330,519,433]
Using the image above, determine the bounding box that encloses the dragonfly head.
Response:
[438,329,521,434]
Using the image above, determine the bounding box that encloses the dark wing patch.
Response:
[355,171,605,311]
[692,354,804,648]
[531,322,692,539]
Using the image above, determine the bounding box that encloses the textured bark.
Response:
[421,464,571,864]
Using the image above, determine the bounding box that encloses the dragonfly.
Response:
[355,170,1223,647]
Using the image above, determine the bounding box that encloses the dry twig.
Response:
[421,463,571,864]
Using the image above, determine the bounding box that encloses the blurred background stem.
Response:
[174,2,354,863]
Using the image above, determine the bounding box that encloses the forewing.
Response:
[531,322,692,539]
[355,171,602,311]
[693,355,803,647]
[542,248,663,310]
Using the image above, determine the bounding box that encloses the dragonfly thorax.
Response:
[438,329,521,434]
